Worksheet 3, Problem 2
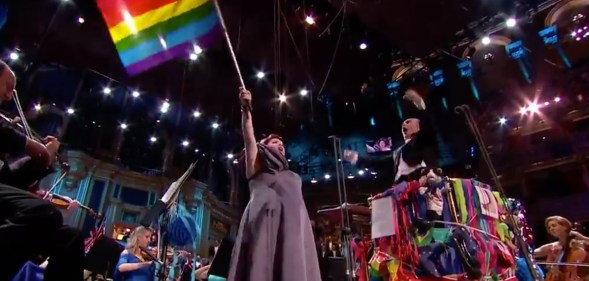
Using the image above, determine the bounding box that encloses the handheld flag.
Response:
[96,0,221,76]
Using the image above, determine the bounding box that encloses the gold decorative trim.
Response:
[545,0,589,26]
[461,35,512,59]
[392,61,426,81]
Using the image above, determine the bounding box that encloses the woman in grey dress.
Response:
[227,89,321,281]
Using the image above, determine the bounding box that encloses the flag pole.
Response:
[213,0,246,90]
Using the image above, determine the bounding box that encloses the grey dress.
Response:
[227,144,321,281]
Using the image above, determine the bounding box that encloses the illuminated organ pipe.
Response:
[386,81,403,119]
[429,70,448,110]
[539,25,571,69]
[457,60,480,101]
[506,40,532,83]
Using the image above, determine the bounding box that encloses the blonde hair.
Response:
[545,216,572,234]
[125,226,153,253]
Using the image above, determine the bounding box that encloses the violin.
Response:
[33,189,102,219]
[549,223,588,281]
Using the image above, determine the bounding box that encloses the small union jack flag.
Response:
[84,210,109,254]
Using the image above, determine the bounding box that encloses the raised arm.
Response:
[239,89,258,179]
[403,89,425,111]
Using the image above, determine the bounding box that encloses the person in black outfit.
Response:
[0,60,84,281]
[343,89,437,183]
[84,235,124,279]
[208,240,219,258]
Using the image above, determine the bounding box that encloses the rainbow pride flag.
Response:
[96,0,220,76]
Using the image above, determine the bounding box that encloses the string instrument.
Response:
[0,111,69,171]
[548,223,588,281]
[139,246,170,279]
[33,189,102,219]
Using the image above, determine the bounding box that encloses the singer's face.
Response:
[267,138,285,156]
[139,231,153,247]
[547,220,566,238]
[402,118,420,140]
[0,68,15,104]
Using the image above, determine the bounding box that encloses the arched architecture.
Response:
[37,150,239,255]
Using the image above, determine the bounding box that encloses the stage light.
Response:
[499,117,507,124]
[324,174,331,179]
[212,122,219,129]
[132,91,140,98]
[120,123,128,129]
[311,177,317,183]
[227,153,234,159]
[300,89,308,96]
[9,52,18,61]
[482,37,491,45]
[103,87,112,95]
[278,94,287,102]
[78,17,85,24]
[528,102,539,113]
[34,104,41,111]
[358,170,365,175]
[182,140,189,147]
[554,97,561,102]
[161,101,170,113]
[193,110,201,117]
[189,53,198,61]
[305,16,315,25]
[256,72,265,79]
[347,173,355,179]
[359,43,367,50]
[67,108,74,114]
[506,18,516,28]
[194,45,203,54]
[150,137,157,142]
[370,171,377,175]
[233,159,238,164]
[520,107,527,114]
[195,149,199,152]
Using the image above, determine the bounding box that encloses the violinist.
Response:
[114,226,156,281]
[0,59,84,281]
[535,216,589,281]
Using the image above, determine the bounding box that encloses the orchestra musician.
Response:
[114,226,156,281]
[535,216,589,281]
[0,59,84,281]
[209,239,220,258]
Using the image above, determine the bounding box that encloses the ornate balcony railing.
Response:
[525,192,589,226]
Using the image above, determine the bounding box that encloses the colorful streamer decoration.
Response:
[95,0,221,76]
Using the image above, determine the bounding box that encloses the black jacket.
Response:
[357,106,438,177]
[0,121,54,190]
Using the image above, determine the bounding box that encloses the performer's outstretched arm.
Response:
[239,88,258,179]
[343,89,428,167]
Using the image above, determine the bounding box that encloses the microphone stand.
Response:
[140,161,198,280]
[330,136,354,281]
